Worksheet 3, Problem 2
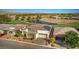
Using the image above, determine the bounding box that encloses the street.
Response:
[0,39,52,49]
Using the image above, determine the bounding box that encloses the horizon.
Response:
[0,9,79,13]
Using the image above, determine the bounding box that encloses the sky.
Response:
[0,9,79,13]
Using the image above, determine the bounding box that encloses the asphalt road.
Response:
[0,39,52,49]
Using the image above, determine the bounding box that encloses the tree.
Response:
[0,15,11,23]
[21,16,25,21]
[15,16,19,20]
[15,30,22,37]
[50,37,56,46]
[27,16,31,22]
[65,31,79,48]
[36,15,41,23]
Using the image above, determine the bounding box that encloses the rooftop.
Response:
[28,24,52,31]
[0,24,52,31]
[54,27,79,36]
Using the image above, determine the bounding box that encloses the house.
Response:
[22,24,52,40]
[7,25,27,36]
[0,24,14,37]
[24,24,52,45]
[0,24,27,36]
[54,27,79,36]
[53,27,79,45]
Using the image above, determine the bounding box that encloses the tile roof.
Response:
[54,27,79,36]
[0,24,52,32]
[28,24,52,31]
[0,24,27,31]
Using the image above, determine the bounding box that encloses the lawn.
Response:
[7,20,32,26]
[57,21,79,29]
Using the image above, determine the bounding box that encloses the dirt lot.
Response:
[40,18,78,24]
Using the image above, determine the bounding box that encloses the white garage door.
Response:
[38,34,47,38]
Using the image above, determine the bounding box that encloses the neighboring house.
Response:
[7,25,27,36]
[0,24,14,37]
[53,27,79,45]
[54,27,79,36]
[0,24,27,36]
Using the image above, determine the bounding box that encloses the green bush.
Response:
[15,30,22,37]
[65,31,79,48]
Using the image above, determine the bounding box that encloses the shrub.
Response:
[65,31,79,48]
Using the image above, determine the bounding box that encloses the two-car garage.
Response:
[36,30,49,39]
[38,33,48,39]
